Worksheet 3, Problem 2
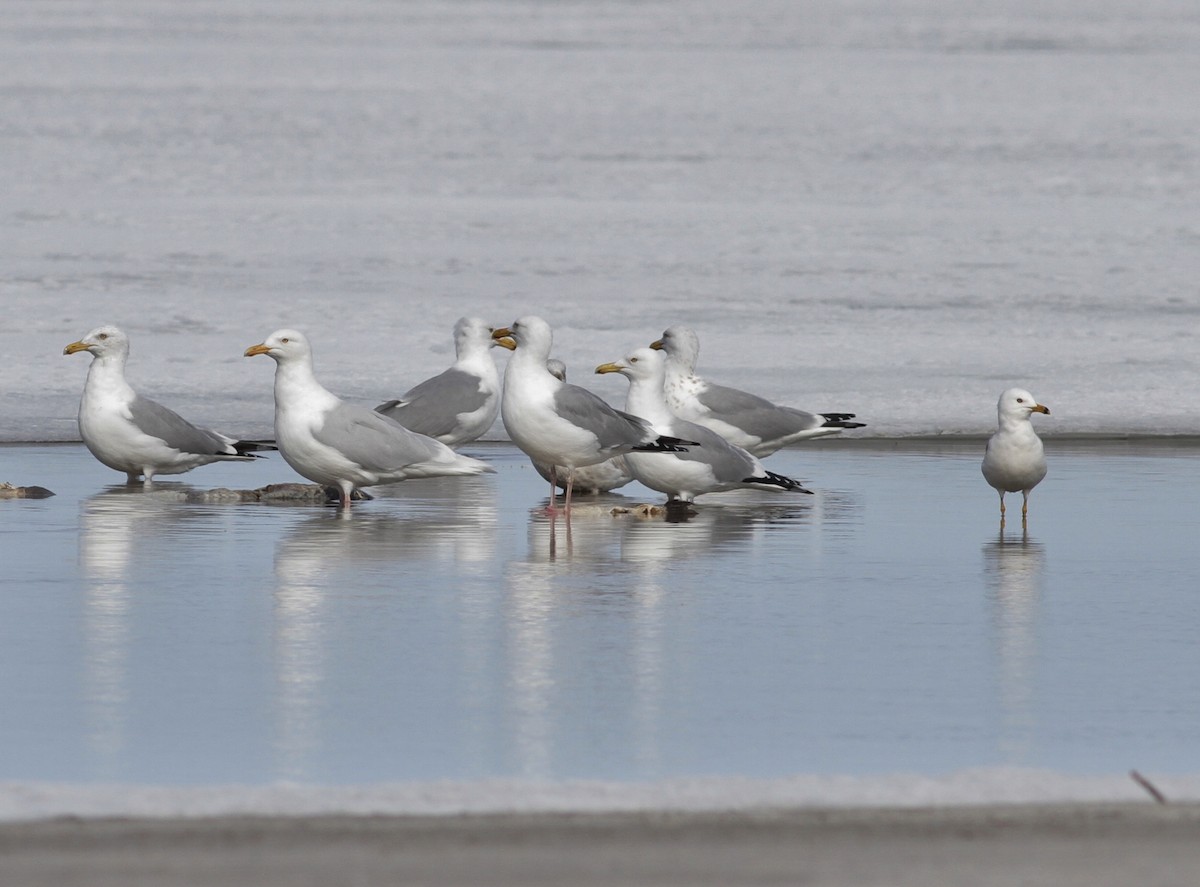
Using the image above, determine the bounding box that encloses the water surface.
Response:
[3,439,1198,787]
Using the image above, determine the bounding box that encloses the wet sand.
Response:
[3,803,1200,886]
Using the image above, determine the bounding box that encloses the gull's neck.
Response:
[624,374,673,427]
[274,357,340,416]
[456,340,498,379]
[997,410,1036,435]
[84,351,135,402]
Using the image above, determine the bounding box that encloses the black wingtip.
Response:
[234,439,279,455]
[744,470,813,494]
[820,413,866,429]
[634,434,701,454]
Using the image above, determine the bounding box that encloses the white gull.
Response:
[596,348,811,504]
[981,387,1049,525]
[531,359,634,495]
[245,329,493,508]
[492,315,692,512]
[374,316,502,449]
[64,325,272,484]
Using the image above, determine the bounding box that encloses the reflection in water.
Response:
[504,559,558,777]
[78,489,143,773]
[78,484,245,774]
[982,529,1046,764]
[504,497,825,778]
[271,482,498,780]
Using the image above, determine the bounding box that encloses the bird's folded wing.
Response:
[553,385,650,448]
[315,403,447,471]
[127,395,232,455]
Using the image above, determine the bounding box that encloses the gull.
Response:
[374,316,502,448]
[596,347,811,504]
[245,329,493,508]
[531,359,634,495]
[492,315,693,512]
[982,387,1049,525]
[650,325,864,456]
[64,325,273,484]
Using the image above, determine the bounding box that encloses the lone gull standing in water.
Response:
[64,325,273,484]
[531,359,634,495]
[650,325,864,456]
[596,347,811,505]
[981,387,1049,526]
[492,315,693,512]
[245,329,493,508]
[374,316,502,448]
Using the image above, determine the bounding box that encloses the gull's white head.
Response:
[244,329,313,364]
[454,316,500,354]
[491,315,552,358]
[63,325,130,359]
[996,387,1050,423]
[595,347,667,387]
[650,325,700,372]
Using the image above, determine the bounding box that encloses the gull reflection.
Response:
[78,490,142,771]
[366,475,498,569]
[78,486,192,772]
[982,529,1046,764]
[503,559,559,777]
[78,483,250,772]
[523,502,630,563]
[271,485,499,779]
[503,495,819,778]
[618,501,811,566]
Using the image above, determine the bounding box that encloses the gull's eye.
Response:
[97,333,108,340]
[280,337,290,344]
[1015,397,1024,403]
[630,357,638,363]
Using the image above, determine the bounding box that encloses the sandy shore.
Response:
[3,803,1199,887]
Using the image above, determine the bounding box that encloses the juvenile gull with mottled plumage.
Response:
[651,325,864,457]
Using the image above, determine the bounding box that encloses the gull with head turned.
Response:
[374,316,502,448]
[64,324,273,484]
[492,315,693,512]
[245,329,493,508]
[650,325,864,457]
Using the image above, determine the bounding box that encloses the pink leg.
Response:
[564,468,575,514]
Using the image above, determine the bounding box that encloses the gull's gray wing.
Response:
[127,394,233,455]
[552,384,652,449]
[314,402,446,472]
[375,368,489,438]
[696,382,824,438]
[669,420,758,479]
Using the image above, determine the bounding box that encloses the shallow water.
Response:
[3,440,1199,788]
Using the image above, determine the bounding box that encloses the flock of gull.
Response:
[60,316,1050,522]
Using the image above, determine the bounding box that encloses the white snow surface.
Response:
[3,0,1198,442]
